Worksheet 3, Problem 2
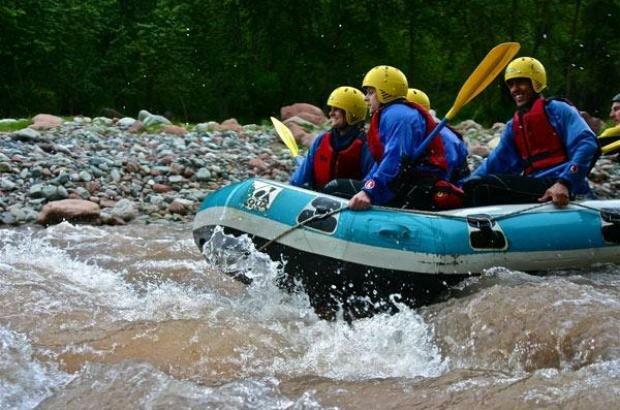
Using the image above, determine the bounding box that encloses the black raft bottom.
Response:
[194,225,470,321]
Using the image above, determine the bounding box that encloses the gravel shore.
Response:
[1,115,617,226]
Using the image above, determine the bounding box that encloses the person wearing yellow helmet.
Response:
[289,86,374,193]
[463,57,599,208]
[348,66,469,210]
[406,88,431,110]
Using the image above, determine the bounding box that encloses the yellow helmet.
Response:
[504,57,547,93]
[327,86,367,125]
[406,88,431,110]
[362,65,408,104]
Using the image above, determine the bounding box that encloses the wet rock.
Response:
[128,120,145,133]
[162,124,187,136]
[111,198,138,222]
[280,103,327,125]
[220,118,244,133]
[10,128,42,142]
[36,199,101,226]
[195,168,212,181]
[117,117,136,129]
[139,110,171,127]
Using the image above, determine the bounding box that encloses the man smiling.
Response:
[463,57,599,207]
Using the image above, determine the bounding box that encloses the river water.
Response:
[1,222,619,409]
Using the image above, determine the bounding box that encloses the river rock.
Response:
[30,114,62,130]
[111,198,138,222]
[280,103,327,125]
[36,199,101,226]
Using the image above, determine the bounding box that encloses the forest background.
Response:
[1,0,618,126]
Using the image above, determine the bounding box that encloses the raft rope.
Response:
[257,200,603,250]
[257,205,348,252]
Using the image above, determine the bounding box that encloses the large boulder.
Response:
[220,118,244,133]
[280,103,327,126]
[283,121,315,147]
[36,199,101,226]
[162,124,187,136]
[30,114,62,130]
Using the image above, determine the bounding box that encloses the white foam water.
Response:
[0,326,73,409]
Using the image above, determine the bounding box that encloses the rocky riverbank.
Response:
[1,113,618,226]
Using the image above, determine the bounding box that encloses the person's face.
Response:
[506,77,536,108]
[329,107,347,129]
[610,101,620,125]
[364,87,381,114]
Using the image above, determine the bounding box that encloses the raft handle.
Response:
[600,208,620,244]
[600,208,620,224]
[466,215,494,230]
[467,214,507,250]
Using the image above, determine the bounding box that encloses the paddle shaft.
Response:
[407,42,519,165]
[410,118,448,164]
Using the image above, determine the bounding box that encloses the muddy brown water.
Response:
[1,223,618,409]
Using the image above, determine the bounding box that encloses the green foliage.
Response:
[0,0,617,125]
[0,118,32,132]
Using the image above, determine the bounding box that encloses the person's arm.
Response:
[359,144,376,179]
[439,126,469,181]
[471,121,523,178]
[546,101,599,190]
[289,134,323,187]
[359,108,423,205]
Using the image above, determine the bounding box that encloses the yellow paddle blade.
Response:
[602,138,620,155]
[445,42,521,120]
[599,124,620,140]
[270,116,299,157]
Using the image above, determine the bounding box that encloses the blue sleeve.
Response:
[362,107,425,205]
[289,134,323,187]
[470,121,524,178]
[542,101,598,191]
[439,127,469,180]
[359,144,376,178]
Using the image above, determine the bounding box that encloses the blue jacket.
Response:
[289,131,375,188]
[362,103,468,205]
[469,99,598,195]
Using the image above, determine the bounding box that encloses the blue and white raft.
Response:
[193,178,620,316]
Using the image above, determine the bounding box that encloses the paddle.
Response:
[599,125,620,155]
[602,139,620,155]
[270,116,299,157]
[410,42,521,161]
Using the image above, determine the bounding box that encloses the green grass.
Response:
[0,119,33,132]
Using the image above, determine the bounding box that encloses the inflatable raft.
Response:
[193,178,620,317]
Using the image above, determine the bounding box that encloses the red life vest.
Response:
[313,131,365,189]
[367,101,448,171]
[512,97,567,175]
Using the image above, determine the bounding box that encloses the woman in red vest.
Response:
[289,86,374,196]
